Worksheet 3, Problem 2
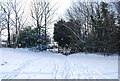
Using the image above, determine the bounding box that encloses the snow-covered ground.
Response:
[0,48,118,80]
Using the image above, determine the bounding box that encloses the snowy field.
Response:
[0,48,118,80]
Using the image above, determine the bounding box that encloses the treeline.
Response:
[0,0,56,51]
[54,1,120,55]
[0,0,120,55]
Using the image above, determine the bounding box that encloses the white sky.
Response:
[0,0,73,19]
[1,0,119,40]
[25,0,73,38]
[0,0,73,40]
[27,0,72,19]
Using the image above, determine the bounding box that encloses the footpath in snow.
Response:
[0,48,118,80]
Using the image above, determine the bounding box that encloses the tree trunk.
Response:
[0,30,2,48]
[14,13,18,48]
[7,14,11,48]
[44,10,47,50]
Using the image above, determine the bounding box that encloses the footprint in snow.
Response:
[1,64,4,65]
[1,62,7,66]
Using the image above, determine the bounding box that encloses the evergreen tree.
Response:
[54,20,71,49]
[90,2,117,54]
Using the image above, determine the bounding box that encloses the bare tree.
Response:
[0,2,6,47]
[30,0,57,50]
[43,0,57,49]
[30,0,44,35]
[66,1,95,45]
[1,0,13,47]
[11,0,25,48]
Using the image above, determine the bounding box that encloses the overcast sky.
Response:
[0,0,119,40]
[27,0,73,37]
[0,0,73,40]
[0,0,73,18]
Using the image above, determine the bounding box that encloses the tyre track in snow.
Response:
[51,58,94,79]
[1,54,115,79]
[62,59,70,79]
[50,58,69,79]
[52,63,59,79]
[68,61,93,79]
[3,58,41,79]
[3,58,111,79]
[3,60,30,79]
[57,57,108,79]
[84,64,110,79]
[4,58,59,79]
[60,58,94,79]
[68,62,109,79]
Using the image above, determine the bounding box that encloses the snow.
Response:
[0,48,118,80]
